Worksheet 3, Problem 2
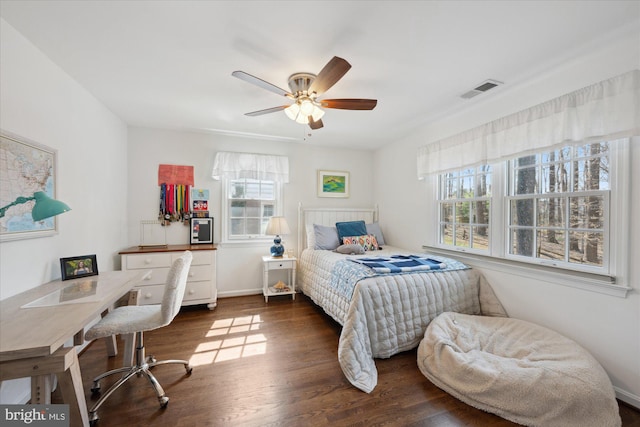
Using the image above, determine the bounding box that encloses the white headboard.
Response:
[297,203,378,256]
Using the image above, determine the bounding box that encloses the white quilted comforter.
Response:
[298,247,507,393]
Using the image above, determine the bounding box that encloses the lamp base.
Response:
[270,244,285,257]
[270,235,285,257]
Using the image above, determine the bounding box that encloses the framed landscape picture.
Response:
[317,170,349,198]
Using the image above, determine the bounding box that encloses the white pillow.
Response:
[313,224,340,250]
[366,222,386,246]
[306,224,316,249]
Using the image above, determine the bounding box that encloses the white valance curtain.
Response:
[417,69,640,178]
[211,151,289,183]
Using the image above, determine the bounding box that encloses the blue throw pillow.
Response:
[335,220,367,244]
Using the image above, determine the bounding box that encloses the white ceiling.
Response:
[1,1,639,150]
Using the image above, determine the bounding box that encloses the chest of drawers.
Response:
[119,244,217,310]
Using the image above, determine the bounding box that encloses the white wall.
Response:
[0,19,129,403]
[127,127,375,297]
[374,27,640,406]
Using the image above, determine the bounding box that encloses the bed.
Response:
[296,205,507,393]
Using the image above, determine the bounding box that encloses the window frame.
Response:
[221,177,284,244]
[437,165,492,255]
[504,143,612,274]
[432,138,630,290]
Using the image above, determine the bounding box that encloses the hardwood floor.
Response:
[55,295,640,426]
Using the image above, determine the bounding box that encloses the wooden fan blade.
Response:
[245,106,289,116]
[308,118,324,130]
[232,71,294,98]
[308,56,351,96]
[320,99,377,110]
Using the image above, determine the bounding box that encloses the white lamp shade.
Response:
[284,101,324,125]
[311,105,325,122]
[299,99,315,116]
[284,103,300,121]
[265,216,291,236]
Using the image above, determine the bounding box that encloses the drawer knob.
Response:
[145,293,152,299]
[189,272,195,277]
[188,289,195,295]
[145,258,152,264]
[279,264,283,267]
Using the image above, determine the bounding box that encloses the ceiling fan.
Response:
[232,56,377,130]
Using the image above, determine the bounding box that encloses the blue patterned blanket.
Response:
[330,254,468,300]
[349,254,447,273]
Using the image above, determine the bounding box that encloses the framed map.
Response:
[0,130,59,241]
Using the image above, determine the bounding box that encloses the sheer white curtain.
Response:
[211,151,289,183]
[417,69,640,177]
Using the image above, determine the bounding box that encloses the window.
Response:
[436,140,625,276]
[438,165,491,252]
[224,178,281,241]
[507,142,609,269]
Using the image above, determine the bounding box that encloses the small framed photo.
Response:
[190,217,213,244]
[317,170,350,198]
[60,254,98,281]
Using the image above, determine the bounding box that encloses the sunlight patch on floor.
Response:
[189,314,266,366]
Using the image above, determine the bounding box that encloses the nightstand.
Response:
[262,255,296,302]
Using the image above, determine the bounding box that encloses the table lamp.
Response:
[265,216,291,257]
[0,191,71,221]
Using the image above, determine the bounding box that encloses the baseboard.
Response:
[217,289,263,298]
[615,386,640,410]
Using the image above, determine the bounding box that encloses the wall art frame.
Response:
[190,217,214,244]
[317,170,350,198]
[0,130,60,241]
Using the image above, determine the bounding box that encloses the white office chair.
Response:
[84,251,193,425]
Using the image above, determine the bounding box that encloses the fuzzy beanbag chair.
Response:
[417,312,621,427]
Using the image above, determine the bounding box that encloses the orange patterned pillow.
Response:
[342,234,380,251]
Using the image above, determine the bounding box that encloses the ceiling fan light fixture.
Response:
[311,105,324,122]
[299,98,315,116]
[284,103,300,121]
[294,112,309,124]
[284,99,324,125]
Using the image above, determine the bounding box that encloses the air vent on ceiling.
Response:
[460,79,503,99]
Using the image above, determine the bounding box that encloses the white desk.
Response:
[0,270,148,427]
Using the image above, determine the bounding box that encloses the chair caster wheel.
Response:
[89,412,99,426]
[185,366,193,375]
[159,396,169,408]
[90,382,101,394]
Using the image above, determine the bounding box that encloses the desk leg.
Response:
[104,336,118,358]
[0,347,89,427]
[98,290,139,366]
[122,333,135,367]
[31,375,53,404]
[56,350,90,427]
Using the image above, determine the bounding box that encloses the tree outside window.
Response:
[508,142,609,267]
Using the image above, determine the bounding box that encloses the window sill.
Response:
[422,245,631,298]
